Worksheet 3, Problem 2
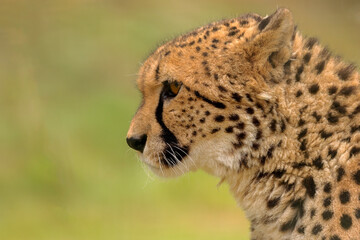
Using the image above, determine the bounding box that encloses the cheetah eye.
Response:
[161,80,182,99]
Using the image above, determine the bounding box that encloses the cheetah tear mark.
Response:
[155,90,189,167]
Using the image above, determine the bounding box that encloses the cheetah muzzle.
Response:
[127,8,360,239]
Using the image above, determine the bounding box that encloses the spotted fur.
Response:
[127,8,360,239]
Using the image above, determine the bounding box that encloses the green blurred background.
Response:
[0,0,359,239]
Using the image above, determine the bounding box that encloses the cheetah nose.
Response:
[126,134,147,153]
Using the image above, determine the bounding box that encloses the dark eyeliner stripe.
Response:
[194,90,226,109]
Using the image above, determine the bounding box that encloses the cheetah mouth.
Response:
[159,144,189,167]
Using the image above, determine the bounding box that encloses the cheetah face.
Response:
[127,9,294,177]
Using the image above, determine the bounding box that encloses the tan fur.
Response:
[127,8,360,239]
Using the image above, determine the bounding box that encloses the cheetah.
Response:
[126,8,360,239]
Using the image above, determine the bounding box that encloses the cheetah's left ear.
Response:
[245,8,295,67]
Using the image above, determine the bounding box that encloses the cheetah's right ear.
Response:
[245,8,295,67]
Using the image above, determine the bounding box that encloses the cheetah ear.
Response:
[245,8,295,66]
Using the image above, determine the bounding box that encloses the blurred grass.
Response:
[0,0,359,239]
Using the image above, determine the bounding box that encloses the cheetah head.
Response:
[127,9,294,177]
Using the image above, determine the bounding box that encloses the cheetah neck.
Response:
[223,32,360,238]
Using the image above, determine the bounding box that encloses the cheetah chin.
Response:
[127,8,360,239]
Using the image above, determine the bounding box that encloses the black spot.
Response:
[233,141,243,149]
[229,114,239,121]
[260,146,274,165]
[295,65,304,81]
[199,118,205,123]
[313,156,323,170]
[337,167,345,182]
[297,128,307,140]
[236,132,246,140]
[297,226,305,234]
[309,84,320,94]
[350,146,360,158]
[258,16,271,31]
[285,183,295,192]
[340,214,352,230]
[298,119,305,127]
[252,117,260,127]
[305,37,317,49]
[339,86,355,96]
[292,161,308,169]
[323,197,331,207]
[155,64,160,80]
[246,107,254,114]
[228,30,239,36]
[355,208,360,219]
[232,93,242,102]
[330,235,341,240]
[214,115,225,122]
[202,52,208,57]
[337,64,356,81]
[194,91,226,109]
[255,103,264,111]
[339,190,350,204]
[280,119,286,132]
[280,216,298,232]
[252,143,259,150]
[205,111,210,116]
[196,46,201,52]
[240,20,249,25]
[328,148,337,159]
[284,60,291,75]
[327,113,339,124]
[246,93,254,102]
[311,111,321,122]
[328,86,338,95]
[211,128,220,134]
[272,169,285,178]
[300,139,307,151]
[256,171,268,180]
[303,52,312,63]
[315,60,326,74]
[331,101,347,114]
[323,182,332,193]
[352,104,360,117]
[322,210,334,220]
[295,90,303,97]
[352,170,360,185]
[310,208,316,219]
[291,198,305,217]
[236,122,245,130]
[270,119,277,132]
[267,197,280,209]
[217,85,227,92]
[225,126,233,133]
[311,224,322,235]
[164,51,171,56]
[302,176,316,198]
[256,130,262,140]
[320,130,333,139]
[351,125,360,134]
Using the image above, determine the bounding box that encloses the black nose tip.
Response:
[126,134,147,153]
